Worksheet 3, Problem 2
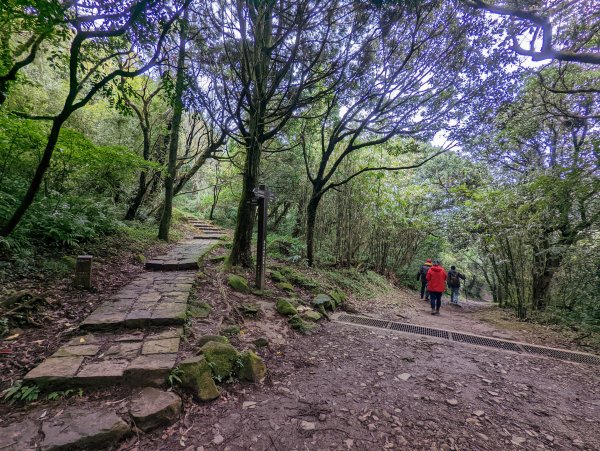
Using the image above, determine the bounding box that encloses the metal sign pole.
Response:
[255,184,268,290]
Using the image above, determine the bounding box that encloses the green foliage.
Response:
[2,380,40,405]
[168,367,183,388]
[0,317,9,337]
[47,388,83,401]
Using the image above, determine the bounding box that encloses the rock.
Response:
[276,299,298,316]
[277,282,295,292]
[253,337,269,348]
[288,314,315,333]
[237,303,261,316]
[238,351,267,383]
[572,438,585,448]
[476,433,489,441]
[270,271,287,283]
[473,410,485,417]
[178,356,220,401]
[196,335,229,348]
[242,401,257,409]
[213,434,224,445]
[446,399,458,406]
[318,414,326,422]
[301,310,322,322]
[0,419,39,451]
[329,289,347,306]
[511,436,526,446]
[227,274,249,293]
[397,373,411,381]
[189,302,212,318]
[220,325,241,336]
[129,387,181,432]
[40,408,130,450]
[312,294,334,310]
[199,341,240,379]
[300,421,316,431]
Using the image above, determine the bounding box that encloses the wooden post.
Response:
[74,255,92,289]
[255,184,268,290]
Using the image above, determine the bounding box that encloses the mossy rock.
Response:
[330,289,347,306]
[178,356,220,401]
[196,335,229,349]
[301,310,322,322]
[199,341,240,380]
[220,325,241,336]
[270,271,287,283]
[279,267,319,290]
[288,315,315,334]
[133,254,146,265]
[189,302,212,318]
[276,299,297,316]
[277,282,295,293]
[312,293,335,310]
[238,351,267,383]
[251,288,272,297]
[227,274,249,293]
[253,337,269,348]
[61,256,77,269]
[237,303,261,317]
[209,255,227,263]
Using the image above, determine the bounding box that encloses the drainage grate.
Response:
[389,321,449,339]
[451,332,523,352]
[335,313,600,366]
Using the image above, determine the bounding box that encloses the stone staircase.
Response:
[23,226,221,390]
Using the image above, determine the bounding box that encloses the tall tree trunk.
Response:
[1,115,65,236]
[306,193,322,267]
[158,15,187,241]
[125,126,150,220]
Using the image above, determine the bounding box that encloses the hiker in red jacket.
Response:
[426,259,447,315]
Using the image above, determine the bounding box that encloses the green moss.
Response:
[220,325,241,336]
[253,337,269,348]
[312,293,334,310]
[301,310,322,322]
[276,298,298,316]
[330,289,347,306]
[288,314,315,334]
[279,266,319,290]
[277,282,295,293]
[196,335,229,348]
[227,274,249,293]
[199,341,240,380]
[238,351,267,382]
[133,254,146,265]
[270,271,287,283]
[189,302,212,318]
[61,256,77,269]
[237,303,261,317]
[178,356,220,401]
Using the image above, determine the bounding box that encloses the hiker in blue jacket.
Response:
[447,265,466,304]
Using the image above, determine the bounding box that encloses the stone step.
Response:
[81,271,194,330]
[144,239,217,271]
[193,235,225,240]
[24,327,182,390]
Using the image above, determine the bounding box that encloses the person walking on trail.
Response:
[416,259,433,301]
[447,265,466,305]
[426,259,447,315]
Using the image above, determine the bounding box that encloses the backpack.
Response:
[448,271,460,286]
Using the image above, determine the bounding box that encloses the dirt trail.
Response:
[132,285,600,451]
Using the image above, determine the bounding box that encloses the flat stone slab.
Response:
[144,239,217,271]
[40,408,129,451]
[81,271,195,330]
[25,328,182,389]
[193,235,225,240]
[129,387,181,432]
[0,418,39,451]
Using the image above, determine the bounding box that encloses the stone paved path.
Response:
[23,229,220,390]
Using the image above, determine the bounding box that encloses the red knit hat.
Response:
[425,258,432,266]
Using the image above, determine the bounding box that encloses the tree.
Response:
[0,0,188,237]
[197,0,341,267]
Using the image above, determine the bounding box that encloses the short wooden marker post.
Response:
[74,255,93,289]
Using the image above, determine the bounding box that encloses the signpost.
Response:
[253,184,275,290]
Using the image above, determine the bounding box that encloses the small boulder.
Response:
[288,315,315,333]
[227,274,249,293]
[276,299,298,316]
[196,335,229,349]
[220,325,241,336]
[277,282,295,293]
[178,356,220,401]
[253,337,269,348]
[237,303,261,317]
[199,341,240,380]
[270,271,287,283]
[238,351,267,383]
[129,387,181,432]
[313,293,335,310]
[301,310,322,322]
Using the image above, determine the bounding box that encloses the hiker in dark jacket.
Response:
[416,259,433,301]
[426,259,447,315]
[447,265,466,305]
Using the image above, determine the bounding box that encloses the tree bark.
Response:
[158,16,187,241]
[306,193,322,267]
